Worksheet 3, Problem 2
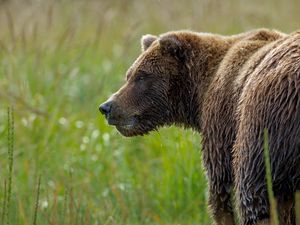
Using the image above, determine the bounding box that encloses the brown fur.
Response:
[99,29,300,225]
[202,29,284,224]
[233,32,300,225]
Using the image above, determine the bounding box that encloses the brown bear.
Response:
[99,29,300,225]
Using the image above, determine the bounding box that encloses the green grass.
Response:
[264,130,279,225]
[0,0,300,224]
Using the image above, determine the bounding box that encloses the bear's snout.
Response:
[99,101,112,117]
[99,99,136,129]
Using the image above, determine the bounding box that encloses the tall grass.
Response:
[32,175,41,225]
[0,0,300,224]
[2,107,14,225]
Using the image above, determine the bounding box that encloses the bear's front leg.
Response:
[277,198,295,225]
[208,180,235,225]
[202,131,236,224]
[203,146,235,225]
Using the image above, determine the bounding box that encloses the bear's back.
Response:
[234,30,288,97]
[236,31,300,131]
[217,29,285,98]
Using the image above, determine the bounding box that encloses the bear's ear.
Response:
[159,35,185,61]
[141,34,157,51]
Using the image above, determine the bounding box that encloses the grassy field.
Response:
[0,0,300,224]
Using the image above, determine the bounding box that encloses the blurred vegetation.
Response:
[0,0,299,224]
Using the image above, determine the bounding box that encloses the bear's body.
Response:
[202,29,286,224]
[99,29,300,225]
[234,32,300,225]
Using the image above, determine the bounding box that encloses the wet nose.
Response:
[99,101,112,116]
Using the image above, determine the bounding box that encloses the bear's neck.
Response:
[171,34,242,131]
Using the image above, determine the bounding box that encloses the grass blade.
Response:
[1,180,7,224]
[6,107,14,225]
[33,176,41,225]
[264,129,279,225]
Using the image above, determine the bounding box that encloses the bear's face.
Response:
[100,34,188,136]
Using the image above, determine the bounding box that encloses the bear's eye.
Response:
[134,72,150,82]
[136,76,145,81]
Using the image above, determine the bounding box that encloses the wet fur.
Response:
[100,29,300,225]
[202,29,286,224]
[233,32,300,225]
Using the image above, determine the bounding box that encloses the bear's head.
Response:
[99,32,197,137]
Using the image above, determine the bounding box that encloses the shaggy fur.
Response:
[99,29,300,225]
[233,32,300,225]
[202,29,285,225]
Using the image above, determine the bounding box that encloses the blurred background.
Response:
[0,0,299,224]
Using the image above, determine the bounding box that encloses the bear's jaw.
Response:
[115,123,152,137]
[106,116,137,127]
[114,114,168,137]
[115,125,136,137]
[116,126,144,137]
[106,116,141,136]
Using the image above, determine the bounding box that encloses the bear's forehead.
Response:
[126,49,163,80]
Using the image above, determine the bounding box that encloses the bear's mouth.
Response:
[105,113,157,137]
[107,116,138,129]
[108,116,150,137]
